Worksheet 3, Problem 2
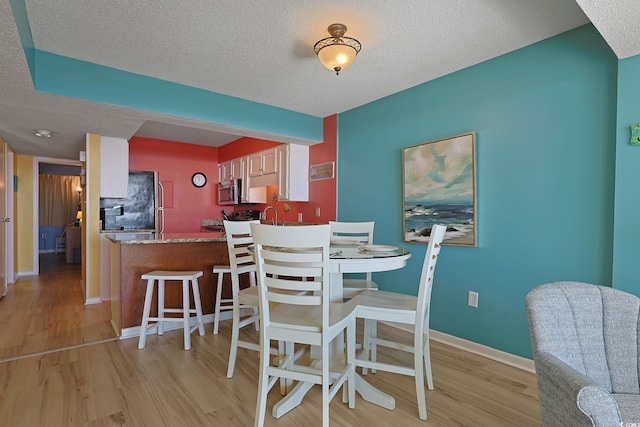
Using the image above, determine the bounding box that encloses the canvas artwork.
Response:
[402,132,477,246]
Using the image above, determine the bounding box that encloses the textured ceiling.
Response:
[0,0,639,160]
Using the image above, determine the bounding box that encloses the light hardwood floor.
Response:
[0,256,541,426]
[0,253,116,361]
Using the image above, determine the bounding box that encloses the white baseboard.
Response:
[380,321,535,373]
[85,297,102,305]
[116,313,536,373]
[120,311,233,340]
[16,271,37,277]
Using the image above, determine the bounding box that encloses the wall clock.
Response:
[191,172,207,188]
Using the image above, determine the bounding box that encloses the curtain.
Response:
[39,174,81,227]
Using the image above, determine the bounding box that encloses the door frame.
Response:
[32,156,82,276]
[6,149,14,284]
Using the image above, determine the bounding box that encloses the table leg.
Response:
[354,374,395,410]
[272,380,315,418]
[271,269,396,417]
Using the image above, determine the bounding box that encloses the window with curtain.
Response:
[39,174,81,227]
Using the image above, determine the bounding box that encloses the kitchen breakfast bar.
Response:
[107,232,232,337]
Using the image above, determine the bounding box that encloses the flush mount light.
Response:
[313,23,361,75]
[35,129,52,137]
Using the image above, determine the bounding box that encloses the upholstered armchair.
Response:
[526,281,640,426]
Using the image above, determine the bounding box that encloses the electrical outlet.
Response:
[468,291,479,308]
[41,233,46,239]
[315,207,321,217]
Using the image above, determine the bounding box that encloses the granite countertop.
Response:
[201,218,224,226]
[106,231,226,244]
[100,229,155,234]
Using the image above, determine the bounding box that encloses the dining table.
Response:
[270,242,412,418]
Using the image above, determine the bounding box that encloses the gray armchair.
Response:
[526,281,640,426]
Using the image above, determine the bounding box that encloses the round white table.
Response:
[328,245,411,301]
[272,244,412,417]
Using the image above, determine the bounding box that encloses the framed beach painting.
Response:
[402,132,477,246]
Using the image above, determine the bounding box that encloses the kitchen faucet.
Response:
[263,206,278,225]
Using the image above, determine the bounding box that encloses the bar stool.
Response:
[212,264,232,334]
[138,270,205,350]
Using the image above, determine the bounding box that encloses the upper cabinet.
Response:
[218,160,230,182]
[218,158,243,182]
[248,147,277,177]
[100,136,129,198]
[220,144,309,202]
[240,156,267,203]
[230,158,242,179]
[277,144,309,201]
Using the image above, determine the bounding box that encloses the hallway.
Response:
[0,253,116,362]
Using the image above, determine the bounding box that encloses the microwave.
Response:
[218,179,241,205]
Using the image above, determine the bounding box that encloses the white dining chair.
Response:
[251,223,356,427]
[222,220,262,379]
[329,221,377,299]
[349,224,446,421]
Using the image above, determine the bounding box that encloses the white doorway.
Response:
[32,157,82,276]
[5,149,15,286]
[1,141,6,296]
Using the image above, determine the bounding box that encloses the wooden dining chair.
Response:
[329,221,377,299]
[349,224,446,421]
[251,223,356,427]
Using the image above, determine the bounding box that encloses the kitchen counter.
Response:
[107,231,226,244]
[200,218,224,227]
[108,232,232,335]
[100,229,155,234]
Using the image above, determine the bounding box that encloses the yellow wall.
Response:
[13,136,101,302]
[15,155,34,274]
[86,134,101,300]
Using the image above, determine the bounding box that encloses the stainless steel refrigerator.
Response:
[99,170,164,232]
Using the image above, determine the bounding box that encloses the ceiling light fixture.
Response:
[314,23,361,76]
[35,129,53,138]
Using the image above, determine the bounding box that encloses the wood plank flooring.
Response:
[0,253,116,361]
[0,255,541,426]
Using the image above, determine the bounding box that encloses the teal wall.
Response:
[337,25,618,359]
[31,51,322,143]
[613,55,640,294]
[9,0,323,145]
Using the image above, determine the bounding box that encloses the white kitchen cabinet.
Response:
[277,144,309,201]
[249,147,277,177]
[241,156,267,203]
[220,157,243,183]
[100,136,129,198]
[230,158,242,179]
[218,160,231,182]
[239,156,249,202]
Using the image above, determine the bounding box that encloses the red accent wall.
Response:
[302,115,337,223]
[128,137,221,232]
[128,116,337,229]
[218,137,281,161]
[218,115,338,224]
